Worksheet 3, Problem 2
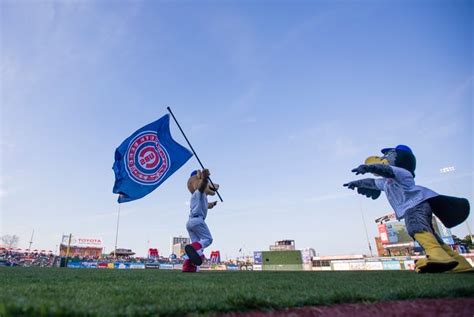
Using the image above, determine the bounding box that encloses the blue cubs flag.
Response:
[112,114,193,203]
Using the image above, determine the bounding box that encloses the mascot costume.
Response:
[182,168,219,273]
[344,145,472,273]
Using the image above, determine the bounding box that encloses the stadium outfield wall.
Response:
[47,253,474,271]
[311,254,474,271]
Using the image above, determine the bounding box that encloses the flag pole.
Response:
[114,203,121,259]
[166,106,223,202]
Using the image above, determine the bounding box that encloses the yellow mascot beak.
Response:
[365,156,389,165]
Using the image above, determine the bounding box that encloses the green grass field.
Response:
[1,268,473,316]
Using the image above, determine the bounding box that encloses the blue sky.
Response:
[1,0,472,258]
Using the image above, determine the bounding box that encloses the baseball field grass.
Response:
[1,267,473,316]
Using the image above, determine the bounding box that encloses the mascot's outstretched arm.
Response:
[198,169,210,193]
[343,178,381,200]
[351,164,395,178]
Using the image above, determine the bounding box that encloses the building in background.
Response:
[269,240,295,251]
[260,250,303,271]
[59,235,103,257]
[253,240,303,271]
[109,248,135,257]
[170,236,190,258]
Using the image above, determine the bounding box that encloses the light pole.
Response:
[465,219,473,244]
[358,196,373,257]
[114,204,121,259]
[28,230,34,250]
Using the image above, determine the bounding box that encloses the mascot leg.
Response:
[414,232,458,273]
[185,242,203,266]
[182,258,197,273]
[440,245,474,273]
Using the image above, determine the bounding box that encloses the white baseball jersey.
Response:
[375,166,438,219]
[189,190,208,220]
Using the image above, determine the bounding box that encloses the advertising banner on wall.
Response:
[348,260,366,270]
[403,260,416,271]
[385,221,411,245]
[382,260,401,270]
[253,251,263,264]
[212,264,227,271]
[331,261,351,271]
[252,264,262,271]
[378,224,389,244]
[376,213,411,246]
[376,213,412,248]
[60,235,103,248]
[67,261,100,269]
[159,264,174,270]
[365,261,384,270]
[226,264,239,271]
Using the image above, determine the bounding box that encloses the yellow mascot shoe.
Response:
[414,258,427,273]
[441,245,474,273]
[414,232,458,273]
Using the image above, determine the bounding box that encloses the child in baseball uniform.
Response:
[182,169,219,272]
